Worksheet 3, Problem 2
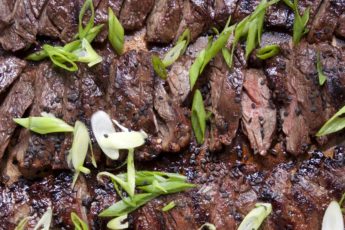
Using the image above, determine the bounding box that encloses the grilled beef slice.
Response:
[208,53,244,151]
[146,0,183,43]
[0,56,26,94]
[242,69,276,155]
[0,69,35,161]
[119,0,154,31]
[0,0,38,52]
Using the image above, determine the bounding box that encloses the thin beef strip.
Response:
[0,0,38,52]
[0,56,26,95]
[119,0,154,31]
[0,69,35,161]
[11,62,71,178]
[208,53,244,151]
[146,0,184,44]
[307,0,345,43]
[264,42,343,155]
[241,69,276,155]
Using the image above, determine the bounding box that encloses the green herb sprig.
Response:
[26,0,103,71]
[152,29,191,80]
[316,105,345,136]
[283,0,310,45]
[162,201,176,212]
[238,203,272,230]
[317,52,327,86]
[108,8,125,55]
[191,89,206,144]
[256,44,280,60]
[189,18,234,89]
[71,212,89,230]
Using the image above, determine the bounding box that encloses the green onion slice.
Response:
[198,223,216,230]
[162,41,186,67]
[162,201,176,212]
[152,55,168,80]
[108,8,124,55]
[283,0,309,45]
[91,111,119,160]
[97,172,133,198]
[13,116,74,134]
[317,52,327,86]
[68,121,92,188]
[99,193,158,217]
[33,207,52,230]
[189,48,207,90]
[78,0,95,39]
[26,50,48,61]
[107,214,128,230]
[322,201,344,230]
[73,39,102,67]
[43,45,78,72]
[97,131,147,150]
[316,105,345,136]
[138,181,195,194]
[71,212,89,230]
[238,203,272,230]
[191,90,206,144]
[85,24,104,43]
[256,44,280,60]
[14,217,29,230]
[116,170,187,186]
[127,149,135,197]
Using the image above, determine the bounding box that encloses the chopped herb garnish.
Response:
[283,0,310,45]
[322,201,344,230]
[162,201,176,212]
[91,111,119,160]
[256,44,280,60]
[13,116,74,134]
[191,90,206,144]
[238,203,272,230]
[33,207,52,230]
[43,45,79,72]
[77,0,95,39]
[198,223,216,230]
[71,212,89,230]
[67,121,93,188]
[152,29,191,79]
[189,17,233,89]
[107,214,128,230]
[25,0,103,70]
[108,8,124,55]
[127,149,135,197]
[316,105,345,136]
[73,39,102,67]
[14,217,29,230]
[152,55,168,80]
[317,52,327,86]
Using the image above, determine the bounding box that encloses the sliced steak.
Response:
[12,62,70,178]
[146,0,184,43]
[0,56,26,94]
[0,0,38,51]
[242,69,276,155]
[119,0,154,31]
[45,0,79,43]
[175,0,207,42]
[0,69,35,161]
[108,50,161,160]
[154,79,191,153]
[208,54,244,151]
[307,0,345,43]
